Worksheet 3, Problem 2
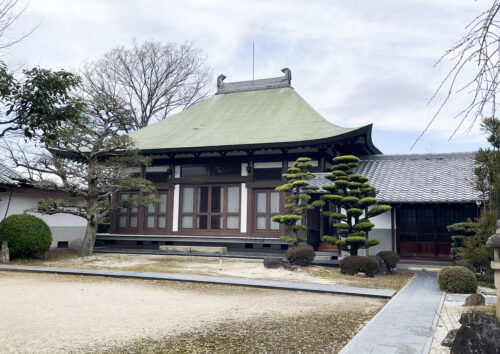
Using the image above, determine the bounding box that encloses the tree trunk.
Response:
[80,162,98,257]
[80,219,97,257]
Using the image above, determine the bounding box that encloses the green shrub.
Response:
[285,245,315,266]
[377,251,400,272]
[339,255,379,277]
[0,214,52,259]
[438,266,478,294]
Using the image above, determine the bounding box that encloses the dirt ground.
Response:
[13,252,413,290]
[0,271,386,353]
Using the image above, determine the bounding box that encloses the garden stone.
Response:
[264,257,284,269]
[464,293,485,307]
[263,257,296,271]
[355,272,366,277]
[368,255,388,275]
[441,328,457,347]
[0,241,9,262]
[451,311,500,354]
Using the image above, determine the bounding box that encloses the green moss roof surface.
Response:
[129,87,364,151]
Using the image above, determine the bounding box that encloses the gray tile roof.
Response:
[310,152,482,203]
[0,162,24,185]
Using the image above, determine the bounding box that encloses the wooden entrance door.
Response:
[397,205,476,259]
[398,207,436,258]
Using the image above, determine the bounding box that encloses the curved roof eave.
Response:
[138,124,380,155]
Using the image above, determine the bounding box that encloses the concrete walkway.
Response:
[0,264,394,298]
[340,272,444,354]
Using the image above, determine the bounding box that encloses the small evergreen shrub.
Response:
[438,266,478,294]
[340,255,379,277]
[285,245,315,266]
[377,251,400,272]
[0,214,52,259]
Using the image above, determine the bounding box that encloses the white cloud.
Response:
[1,0,491,153]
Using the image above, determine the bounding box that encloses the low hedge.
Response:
[0,214,52,259]
[377,251,400,272]
[438,266,478,294]
[340,255,379,277]
[285,245,315,266]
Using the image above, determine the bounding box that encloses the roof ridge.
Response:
[216,68,292,94]
[359,152,476,160]
[0,161,24,185]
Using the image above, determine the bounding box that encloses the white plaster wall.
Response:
[368,209,394,254]
[0,191,86,249]
[172,184,180,232]
[240,183,247,233]
[369,208,392,229]
[337,208,394,255]
[254,162,282,169]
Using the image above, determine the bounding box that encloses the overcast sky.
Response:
[3,0,492,154]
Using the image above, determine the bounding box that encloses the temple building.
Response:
[101,69,481,260]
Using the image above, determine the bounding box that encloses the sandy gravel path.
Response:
[0,271,384,353]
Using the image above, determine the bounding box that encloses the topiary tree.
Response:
[447,221,477,263]
[272,157,324,246]
[0,214,52,259]
[321,155,391,255]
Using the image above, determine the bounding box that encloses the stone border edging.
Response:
[424,286,446,353]
[0,264,395,298]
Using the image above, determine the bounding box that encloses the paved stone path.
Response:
[340,272,444,354]
[0,264,394,298]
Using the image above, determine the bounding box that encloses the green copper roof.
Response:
[129,87,367,152]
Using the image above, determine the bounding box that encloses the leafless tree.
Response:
[82,40,211,130]
[0,0,37,50]
[413,1,500,148]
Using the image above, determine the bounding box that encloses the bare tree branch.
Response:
[81,40,212,130]
[413,1,500,149]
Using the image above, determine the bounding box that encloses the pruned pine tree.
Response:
[321,155,391,256]
[8,77,158,257]
[474,117,500,217]
[272,157,324,246]
[446,221,477,264]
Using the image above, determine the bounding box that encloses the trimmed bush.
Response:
[368,255,388,275]
[340,255,379,277]
[285,245,315,266]
[0,214,52,259]
[438,266,478,294]
[377,251,400,272]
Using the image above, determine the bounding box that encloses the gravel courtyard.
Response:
[0,271,386,353]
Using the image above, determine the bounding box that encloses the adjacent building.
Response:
[311,153,480,259]
[0,162,87,249]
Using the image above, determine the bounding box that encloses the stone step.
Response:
[314,255,335,261]
[159,245,227,253]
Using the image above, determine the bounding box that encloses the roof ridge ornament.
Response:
[217,74,226,89]
[281,67,291,84]
[216,68,292,95]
